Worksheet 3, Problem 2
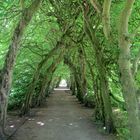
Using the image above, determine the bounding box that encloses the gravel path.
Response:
[11,89,113,140]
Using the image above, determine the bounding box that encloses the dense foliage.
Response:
[0,0,140,140]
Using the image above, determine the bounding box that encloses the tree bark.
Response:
[22,48,65,114]
[83,10,115,133]
[102,0,111,39]
[37,73,54,106]
[118,0,140,139]
[94,78,105,122]
[37,50,65,106]
[84,56,105,122]
[0,0,41,138]
[78,47,87,97]
[20,44,63,115]
[64,57,84,102]
[90,0,102,13]
[70,74,76,95]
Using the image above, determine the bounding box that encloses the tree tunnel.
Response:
[0,0,140,140]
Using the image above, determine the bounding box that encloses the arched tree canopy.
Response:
[0,0,140,140]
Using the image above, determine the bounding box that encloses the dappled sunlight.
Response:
[28,118,35,121]
[113,108,121,112]
[36,121,45,126]
[10,125,15,128]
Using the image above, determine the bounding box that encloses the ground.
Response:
[9,88,114,140]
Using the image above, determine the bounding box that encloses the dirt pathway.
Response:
[11,89,113,140]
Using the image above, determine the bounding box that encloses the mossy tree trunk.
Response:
[94,78,105,122]
[70,74,76,95]
[45,77,53,96]
[83,5,115,133]
[0,0,42,138]
[74,75,83,102]
[78,47,87,97]
[22,48,65,114]
[118,0,140,139]
[37,50,66,106]
[55,77,62,88]
[20,40,65,115]
[64,57,84,102]
[85,56,105,122]
[37,72,54,107]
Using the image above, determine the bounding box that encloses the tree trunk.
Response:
[98,61,115,133]
[45,78,53,96]
[55,77,61,88]
[83,12,115,133]
[37,50,65,106]
[37,75,53,106]
[85,52,105,122]
[118,1,140,139]
[22,49,65,114]
[78,47,87,96]
[102,0,112,40]
[20,40,65,115]
[74,74,83,102]
[70,74,76,95]
[94,77,105,123]
[64,57,84,102]
[0,0,41,138]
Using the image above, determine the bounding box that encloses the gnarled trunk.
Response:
[78,47,87,97]
[65,57,84,102]
[22,49,65,114]
[37,74,54,106]
[37,52,65,106]
[83,9,115,132]
[70,74,76,95]
[0,0,41,138]
[118,1,140,139]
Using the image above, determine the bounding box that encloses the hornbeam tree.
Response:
[118,0,140,139]
[0,0,42,137]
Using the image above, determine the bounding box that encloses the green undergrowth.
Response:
[113,109,131,140]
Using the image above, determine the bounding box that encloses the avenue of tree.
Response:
[0,0,140,140]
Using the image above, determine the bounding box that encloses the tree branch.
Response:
[90,0,102,13]
[102,0,112,40]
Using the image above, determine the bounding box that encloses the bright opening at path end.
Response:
[54,79,70,91]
